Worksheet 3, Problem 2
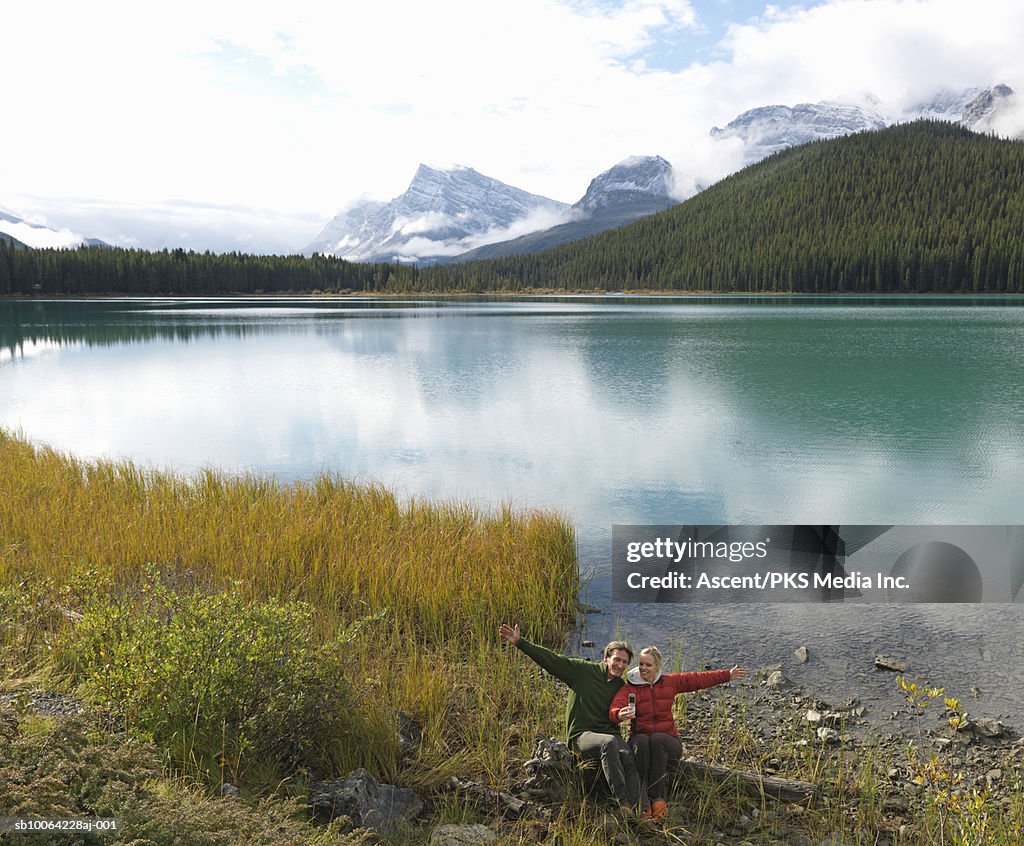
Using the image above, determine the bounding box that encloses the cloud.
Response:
[0,218,83,249]
[3,0,1024,244]
[712,0,1024,116]
[1,1,702,213]
[6,195,326,254]
[374,205,574,261]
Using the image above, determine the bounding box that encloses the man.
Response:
[499,622,648,814]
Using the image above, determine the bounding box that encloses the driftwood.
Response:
[674,760,820,803]
[448,776,531,818]
[523,737,820,805]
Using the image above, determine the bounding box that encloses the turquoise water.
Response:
[3,295,1023,722]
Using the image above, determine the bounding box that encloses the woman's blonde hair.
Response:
[638,645,663,669]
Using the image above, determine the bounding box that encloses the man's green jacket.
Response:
[516,638,623,742]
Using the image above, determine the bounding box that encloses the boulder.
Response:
[308,768,423,833]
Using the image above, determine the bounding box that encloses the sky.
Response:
[2,0,1024,253]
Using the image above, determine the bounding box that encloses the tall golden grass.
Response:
[0,429,577,642]
[0,428,580,784]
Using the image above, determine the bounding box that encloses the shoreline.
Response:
[6,289,1024,299]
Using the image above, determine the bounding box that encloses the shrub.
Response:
[51,566,379,785]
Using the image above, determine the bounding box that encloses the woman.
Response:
[608,646,748,820]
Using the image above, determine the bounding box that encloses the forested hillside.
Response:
[455,120,1024,293]
[3,121,1023,295]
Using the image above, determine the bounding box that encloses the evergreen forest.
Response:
[3,121,1024,295]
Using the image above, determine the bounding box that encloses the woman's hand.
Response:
[616,704,636,722]
[729,665,748,682]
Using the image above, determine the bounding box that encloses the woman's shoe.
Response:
[650,799,668,821]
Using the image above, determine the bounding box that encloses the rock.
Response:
[523,737,573,773]
[578,603,602,614]
[968,718,1006,738]
[806,709,822,725]
[884,795,909,813]
[308,768,423,833]
[220,783,240,798]
[766,671,790,690]
[985,768,1002,782]
[820,832,856,846]
[581,640,595,648]
[521,737,574,804]
[794,646,809,663]
[816,727,840,744]
[397,710,423,757]
[428,823,498,846]
[874,655,907,672]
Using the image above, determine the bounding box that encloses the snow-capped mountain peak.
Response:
[305,164,569,263]
[907,87,984,123]
[711,101,888,162]
[575,155,676,214]
[711,85,1022,166]
[960,84,1018,133]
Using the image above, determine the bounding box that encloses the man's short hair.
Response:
[603,640,633,661]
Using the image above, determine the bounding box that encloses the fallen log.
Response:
[447,776,532,818]
[674,760,820,804]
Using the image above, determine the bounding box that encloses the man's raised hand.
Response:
[499,623,521,645]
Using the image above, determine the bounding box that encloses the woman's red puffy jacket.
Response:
[609,668,732,736]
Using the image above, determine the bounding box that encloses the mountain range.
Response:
[304,156,680,265]
[7,83,1020,260]
[439,155,678,263]
[709,85,1018,164]
[12,121,1024,297]
[309,84,1018,265]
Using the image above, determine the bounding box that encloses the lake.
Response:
[2,295,1023,725]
